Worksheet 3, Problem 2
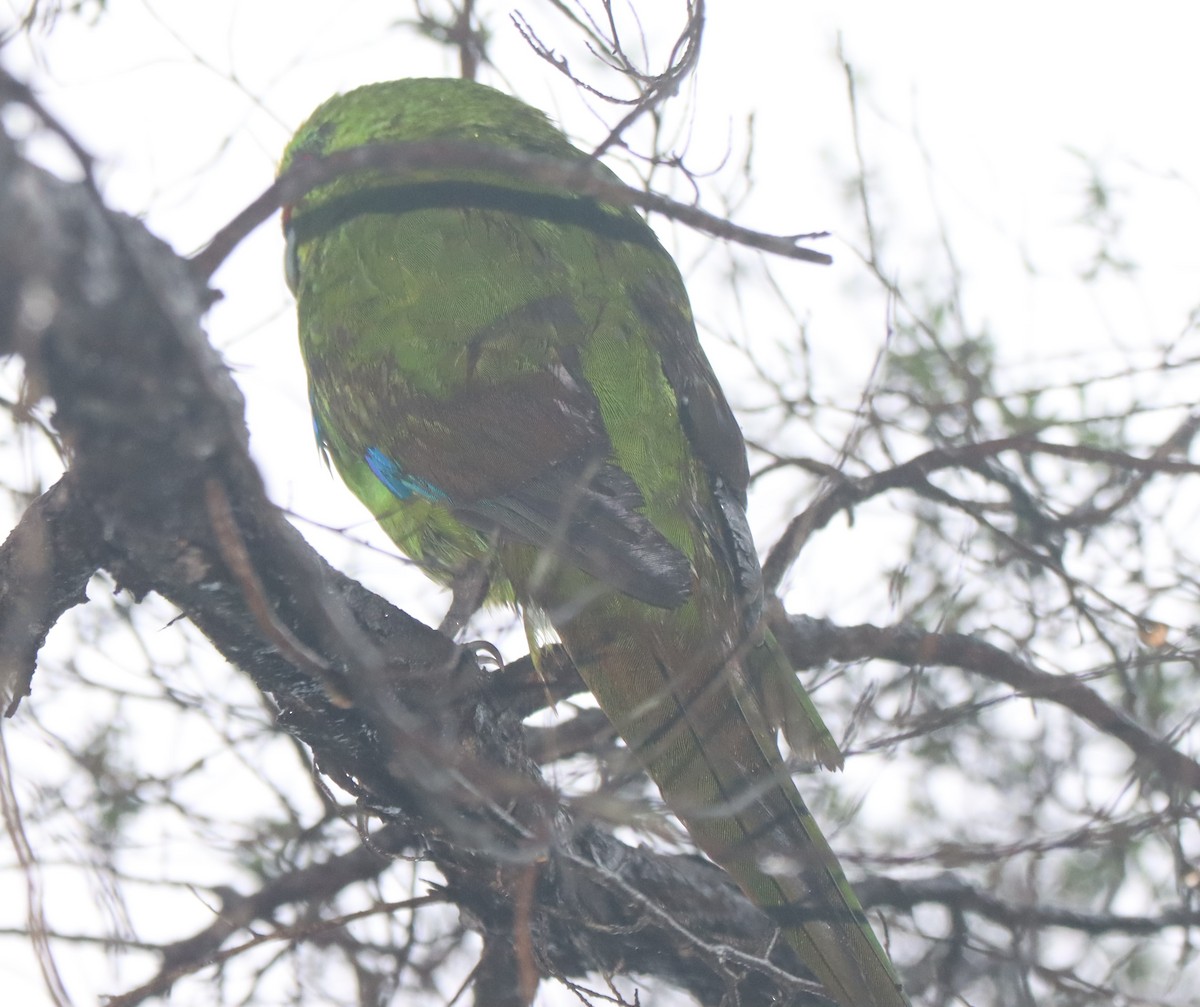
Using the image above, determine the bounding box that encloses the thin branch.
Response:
[203,476,345,702]
[0,728,74,1007]
[761,433,1200,594]
[192,137,831,281]
[150,822,419,986]
[775,614,1200,796]
[866,871,1200,936]
[107,894,443,1007]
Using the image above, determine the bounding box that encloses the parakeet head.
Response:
[279,77,640,297]
[279,78,585,192]
[281,79,563,286]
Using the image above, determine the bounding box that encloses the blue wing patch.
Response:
[365,446,448,502]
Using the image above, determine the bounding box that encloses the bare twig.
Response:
[774,614,1200,796]
[192,137,831,281]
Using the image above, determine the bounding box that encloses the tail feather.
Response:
[562,605,910,1007]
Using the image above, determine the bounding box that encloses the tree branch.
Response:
[774,613,1200,796]
[0,478,96,714]
[762,434,1200,594]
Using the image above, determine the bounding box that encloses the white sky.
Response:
[2,2,1199,1004]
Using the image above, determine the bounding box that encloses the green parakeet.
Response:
[281,78,909,1007]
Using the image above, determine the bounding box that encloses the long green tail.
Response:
[561,608,910,1007]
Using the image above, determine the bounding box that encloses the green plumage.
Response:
[282,78,908,1007]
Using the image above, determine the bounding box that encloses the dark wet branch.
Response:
[0,478,96,714]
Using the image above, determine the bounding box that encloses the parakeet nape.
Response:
[281,78,909,1007]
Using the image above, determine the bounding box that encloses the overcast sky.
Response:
[2,3,1199,1003]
